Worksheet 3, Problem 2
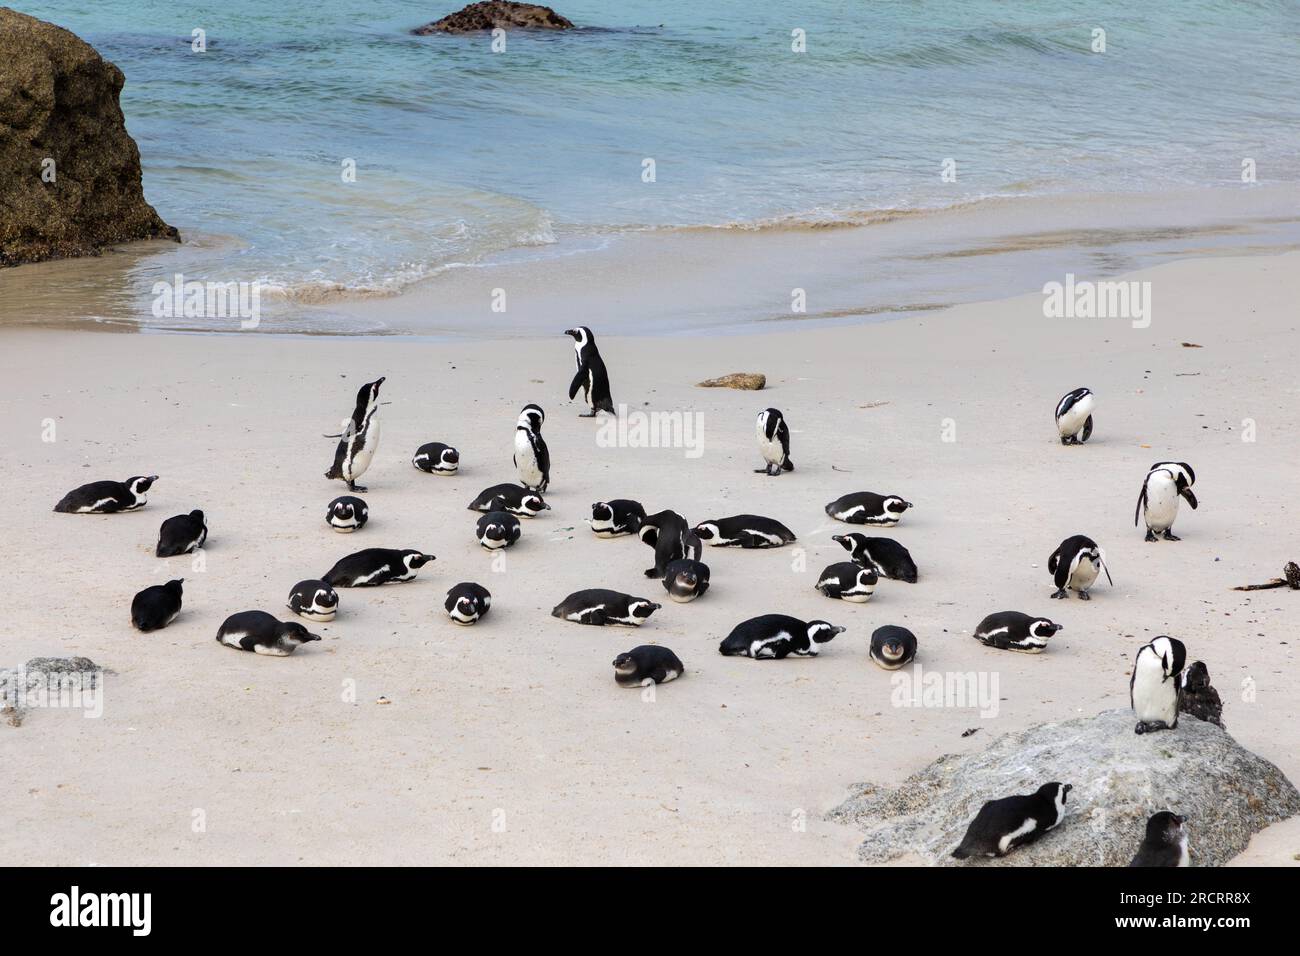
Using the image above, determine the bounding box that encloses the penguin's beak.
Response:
[833,625,846,635]
[832,534,845,544]
[564,328,577,337]
[148,475,159,481]
[1180,487,1198,509]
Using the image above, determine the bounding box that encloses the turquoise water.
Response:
[12,0,1300,306]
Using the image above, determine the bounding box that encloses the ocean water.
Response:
[8,0,1300,328]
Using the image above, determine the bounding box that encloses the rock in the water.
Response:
[828,709,1300,866]
[413,2,574,34]
[0,9,178,267]
[696,372,766,390]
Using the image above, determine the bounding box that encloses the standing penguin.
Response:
[325,377,386,492]
[1054,387,1094,445]
[1135,462,1197,541]
[514,403,551,492]
[755,408,793,476]
[1131,635,1187,734]
[1128,812,1190,867]
[1048,534,1111,600]
[951,783,1072,859]
[1179,661,1224,728]
[564,326,615,416]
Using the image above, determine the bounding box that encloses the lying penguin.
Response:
[718,615,844,659]
[552,589,661,626]
[612,645,683,687]
[951,783,1072,860]
[1128,812,1190,867]
[54,475,157,514]
[216,610,321,656]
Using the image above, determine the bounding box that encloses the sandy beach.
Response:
[2,250,1296,865]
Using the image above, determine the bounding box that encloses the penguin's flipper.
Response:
[1134,484,1147,527]
[781,457,794,472]
[1081,415,1094,443]
[1100,554,1114,586]
[568,368,585,401]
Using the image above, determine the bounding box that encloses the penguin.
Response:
[54,475,157,514]
[754,408,793,476]
[1179,660,1224,728]
[155,510,207,557]
[1128,812,1190,868]
[973,611,1062,653]
[286,579,339,623]
[613,645,683,687]
[476,511,521,550]
[513,403,550,492]
[1131,635,1186,734]
[412,442,460,475]
[824,491,913,526]
[1135,463,1198,541]
[444,582,491,625]
[130,579,183,632]
[1054,387,1094,445]
[639,510,701,579]
[551,589,662,626]
[326,495,368,533]
[814,562,878,603]
[322,548,435,587]
[718,615,845,659]
[589,499,645,537]
[1048,534,1112,600]
[870,625,917,670]
[832,533,918,583]
[693,515,796,549]
[216,610,321,656]
[468,484,549,517]
[951,783,1072,859]
[324,377,385,492]
[564,326,615,416]
[662,558,710,603]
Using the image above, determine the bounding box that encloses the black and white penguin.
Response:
[326,495,368,533]
[54,475,157,514]
[216,610,321,656]
[870,625,917,670]
[444,582,491,625]
[322,548,435,587]
[1048,534,1112,600]
[613,645,683,687]
[814,562,878,603]
[325,377,385,492]
[832,533,918,583]
[1131,635,1186,734]
[718,614,844,659]
[662,558,710,603]
[589,499,645,537]
[513,403,551,492]
[693,514,796,549]
[564,326,615,416]
[551,589,662,626]
[131,578,183,632]
[824,492,913,526]
[286,579,339,623]
[973,611,1062,653]
[639,510,702,579]
[156,510,207,557]
[1128,812,1190,868]
[1054,387,1094,445]
[754,408,793,476]
[951,783,1072,859]
[467,484,549,517]
[476,511,521,550]
[412,442,460,475]
[1179,661,1224,728]
[1135,462,1198,541]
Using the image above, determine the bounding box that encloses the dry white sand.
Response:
[1,252,1297,865]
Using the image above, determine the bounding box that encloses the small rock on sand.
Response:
[696,373,766,390]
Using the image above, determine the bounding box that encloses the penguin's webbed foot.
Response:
[1134,721,1148,735]
[348,482,367,492]
[578,411,596,418]
[644,568,659,578]
[1077,590,1091,601]
[1144,529,1157,542]
[1050,588,1067,599]
[1162,530,1181,541]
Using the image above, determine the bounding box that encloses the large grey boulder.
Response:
[0,8,178,266]
[828,709,1300,866]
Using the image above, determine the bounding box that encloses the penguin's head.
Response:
[564,327,592,346]
[129,476,158,496]
[457,595,480,614]
[611,652,638,676]
[692,522,719,541]
[402,551,435,570]
[885,496,913,515]
[1181,660,1210,691]
[630,600,662,620]
[521,494,549,516]
[278,620,322,645]
[832,533,865,557]
[441,447,460,466]
[357,377,385,409]
[857,567,879,587]
[1039,782,1072,811]
[189,509,205,523]
[1028,618,1063,640]
[1149,635,1186,680]
[482,522,507,542]
[591,502,613,521]
[1147,811,1187,844]
[808,621,846,644]
[165,578,184,596]
[1175,473,1198,510]
[517,404,545,431]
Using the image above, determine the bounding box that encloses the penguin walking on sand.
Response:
[564,326,615,416]
[54,476,157,514]
[514,404,551,492]
[1131,635,1186,734]
[1128,812,1190,867]
[1048,534,1111,600]
[1054,387,1094,445]
[755,408,793,476]
[952,783,1072,859]
[1135,462,1197,541]
[325,377,386,492]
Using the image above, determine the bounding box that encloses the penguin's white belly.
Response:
[515,432,542,485]
[1133,664,1178,724]
[757,435,782,465]
[346,419,380,480]
[1068,557,1100,591]
[1144,479,1179,531]
[1057,395,1094,437]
